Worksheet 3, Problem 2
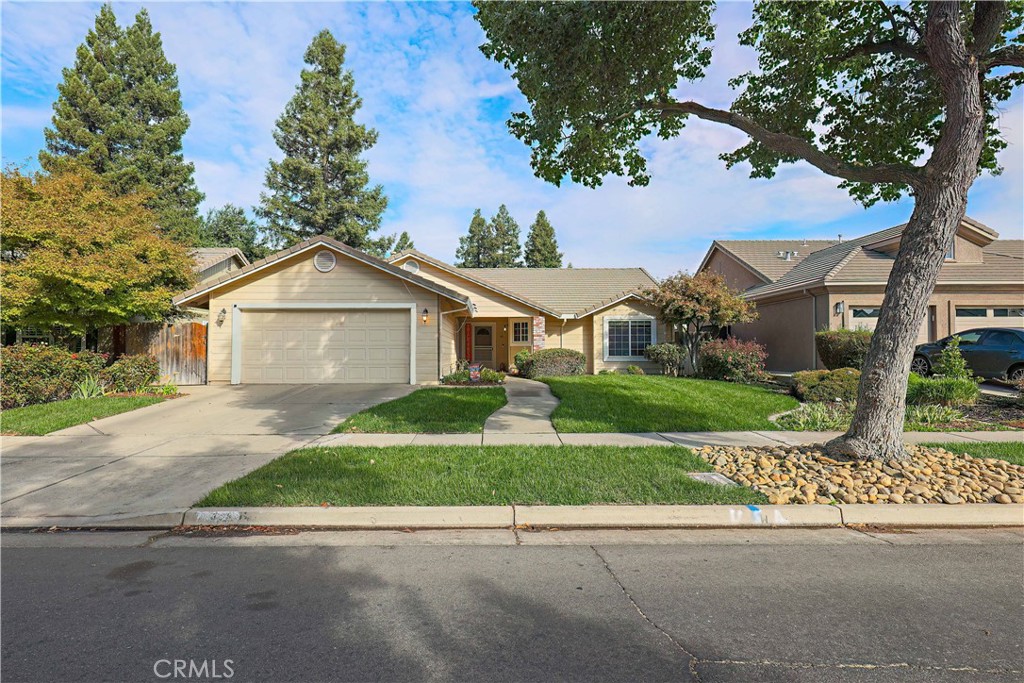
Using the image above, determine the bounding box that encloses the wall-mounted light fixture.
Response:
[216,308,227,326]
[834,302,845,315]
[422,308,429,325]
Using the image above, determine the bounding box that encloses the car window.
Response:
[954,331,983,345]
[982,331,1021,347]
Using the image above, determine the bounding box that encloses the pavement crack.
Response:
[85,423,107,436]
[591,545,702,681]
[700,657,1021,675]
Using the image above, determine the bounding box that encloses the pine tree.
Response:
[455,209,495,267]
[523,210,563,268]
[365,230,415,258]
[259,30,387,248]
[198,205,269,262]
[40,5,203,245]
[489,204,521,267]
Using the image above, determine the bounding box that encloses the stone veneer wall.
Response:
[531,316,546,351]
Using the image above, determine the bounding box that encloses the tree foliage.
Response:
[259,30,387,249]
[489,204,522,267]
[366,230,415,258]
[40,5,203,244]
[524,210,563,268]
[455,208,497,267]
[198,205,269,262]
[644,272,757,373]
[1,167,196,338]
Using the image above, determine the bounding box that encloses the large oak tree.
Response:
[474,1,1023,461]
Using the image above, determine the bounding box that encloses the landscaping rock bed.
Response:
[695,444,1024,505]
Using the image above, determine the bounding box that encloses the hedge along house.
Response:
[172,236,667,385]
[697,216,1024,371]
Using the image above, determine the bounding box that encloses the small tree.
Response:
[0,167,195,342]
[489,204,522,267]
[935,335,972,379]
[198,204,269,262]
[455,209,497,267]
[524,210,563,268]
[644,271,756,374]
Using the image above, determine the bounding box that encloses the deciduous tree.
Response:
[474,1,1024,460]
[198,205,269,262]
[1,167,195,341]
[524,210,563,268]
[644,272,756,375]
[259,30,387,248]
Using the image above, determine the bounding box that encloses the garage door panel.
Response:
[240,309,410,384]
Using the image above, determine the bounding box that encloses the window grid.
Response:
[512,321,530,344]
[607,319,653,359]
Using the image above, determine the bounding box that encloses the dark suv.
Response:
[911,328,1024,382]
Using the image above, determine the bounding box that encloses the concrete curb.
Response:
[4,504,1020,531]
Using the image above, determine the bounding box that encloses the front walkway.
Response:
[482,377,559,435]
[313,429,1024,448]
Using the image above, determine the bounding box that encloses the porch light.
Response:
[834,302,845,315]
[422,308,429,325]
[216,308,227,326]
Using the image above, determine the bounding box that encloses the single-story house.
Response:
[172,237,668,384]
[697,216,1024,371]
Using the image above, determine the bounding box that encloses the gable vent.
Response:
[313,250,337,273]
[402,259,420,274]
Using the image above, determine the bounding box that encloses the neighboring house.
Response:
[192,247,250,284]
[172,237,666,385]
[697,216,1024,371]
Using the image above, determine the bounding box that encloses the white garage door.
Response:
[850,306,931,344]
[954,306,1024,333]
[240,309,410,384]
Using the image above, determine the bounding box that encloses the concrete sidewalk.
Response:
[311,429,1024,448]
[483,377,559,434]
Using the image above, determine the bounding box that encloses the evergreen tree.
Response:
[259,30,387,248]
[365,230,415,258]
[489,204,521,267]
[455,209,496,267]
[40,5,203,245]
[198,205,269,262]
[523,210,563,268]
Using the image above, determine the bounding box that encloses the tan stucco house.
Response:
[172,236,666,384]
[697,216,1024,371]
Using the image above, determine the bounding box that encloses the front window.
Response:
[851,307,881,318]
[512,321,530,344]
[606,318,654,359]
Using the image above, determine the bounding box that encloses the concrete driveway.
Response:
[0,384,415,526]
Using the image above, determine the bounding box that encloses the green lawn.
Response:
[921,441,1024,466]
[198,445,766,507]
[0,396,164,435]
[333,387,507,433]
[542,375,798,433]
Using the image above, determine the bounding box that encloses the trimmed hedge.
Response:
[440,368,505,385]
[1,345,108,409]
[906,373,979,407]
[699,338,768,383]
[815,329,872,370]
[644,343,686,376]
[792,368,861,403]
[519,348,586,378]
[99,355,160,393]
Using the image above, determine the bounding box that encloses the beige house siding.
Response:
[398,260,539,318]
[198,257,243,284]
[591,300,668,374]
[439,301,460,377]
[703,249,767,291]
[543,316,595,373]
[207,250,440,384]
[733,295,817,371]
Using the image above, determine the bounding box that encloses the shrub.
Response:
[935,335,972,379]
[815,329,872,370]
[0,344,108,409]
[440,367,505,385]
[791,368,861,403]
[905,404,964,426]
[598,369,617,375]
[906,373,979,407]
[513,349,532,372]
[72,376,107,399]
[626,365,645,375]
[774,402,853,430]
[98,355,160,393]
[644,343,686,376]
[519,348,586,378]
[698,338,768,383]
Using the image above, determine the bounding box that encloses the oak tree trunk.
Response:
[826,1,987,461]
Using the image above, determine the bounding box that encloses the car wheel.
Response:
[910,355,931,376]
[1009,365,1024,383]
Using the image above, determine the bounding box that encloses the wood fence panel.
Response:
[124,322,207,385]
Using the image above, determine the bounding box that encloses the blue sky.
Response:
[3,1,1022,276]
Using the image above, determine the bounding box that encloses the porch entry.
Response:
[469,323,496,370]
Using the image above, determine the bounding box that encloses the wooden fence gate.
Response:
[115,322,208,385]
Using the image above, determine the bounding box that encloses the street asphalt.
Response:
[2,528,1022,682]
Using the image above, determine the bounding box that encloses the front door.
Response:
[471,324,496,370]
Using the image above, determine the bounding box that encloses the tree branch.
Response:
[837,38,927,63]
[982,45,1024,70]
[646,100,923,188]
[971,1,1007,56]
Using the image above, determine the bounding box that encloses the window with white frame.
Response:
[605,318,654,360]
[512,321,530,344]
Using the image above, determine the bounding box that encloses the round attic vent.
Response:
[313,250,337,273]
[402,259,420,274]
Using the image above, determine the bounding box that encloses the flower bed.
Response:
[695,444,1024,505]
